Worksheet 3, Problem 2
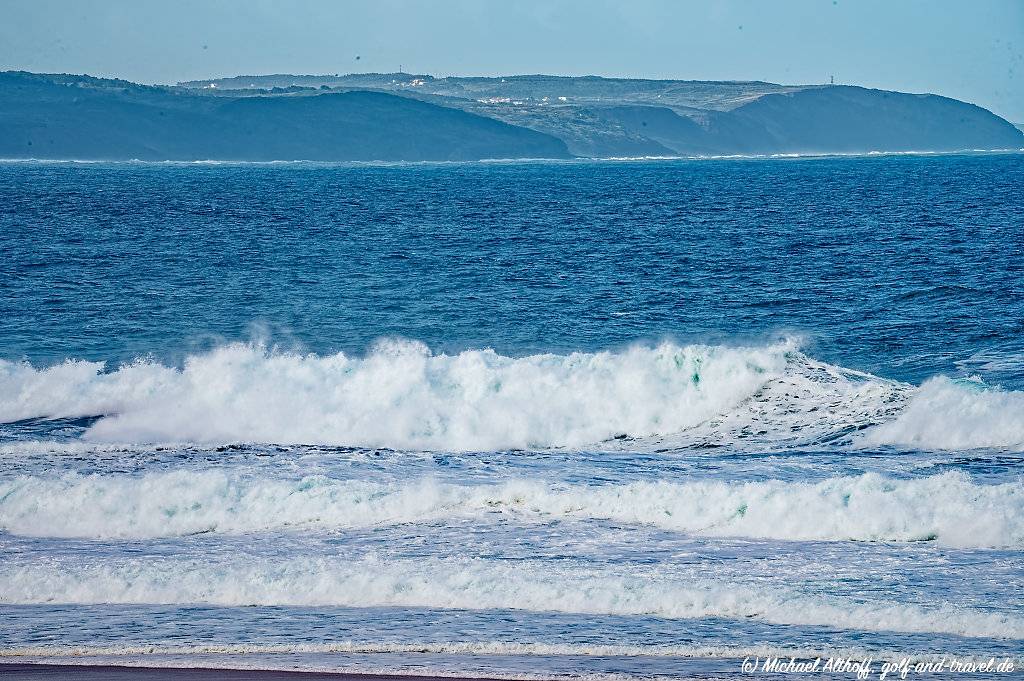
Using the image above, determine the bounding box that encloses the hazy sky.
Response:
[2,0,1022,121]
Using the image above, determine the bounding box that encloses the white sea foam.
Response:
[650,353,910,450]
[1,555,1020,639]
[3,340,1023,452]
[0,340,787,451]
[861,377,1024,451]
[0,471,1019,548]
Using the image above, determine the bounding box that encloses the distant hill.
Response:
[178,73,803,111]
[0,72,570,161]
[2,71,1021,161]
[571,86,1024,156]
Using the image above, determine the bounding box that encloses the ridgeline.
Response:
[2,71,1021,161]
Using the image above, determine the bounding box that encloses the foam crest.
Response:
[1,471,1018,548]
[5,341,1024,452]
[862,377,1024,451]
[1,556,1019,639]
[653,354,909,450]
[0,341,787,451]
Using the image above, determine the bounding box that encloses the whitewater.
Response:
[2,338,1022,673]
[2,156,1023,678]
[3,340,1022,452]
[1,468,1020,547]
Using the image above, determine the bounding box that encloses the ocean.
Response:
[0,154,1022,678]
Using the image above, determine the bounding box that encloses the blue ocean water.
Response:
[0,154,1022,678]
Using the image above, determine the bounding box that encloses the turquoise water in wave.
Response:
[0,154,1022,678]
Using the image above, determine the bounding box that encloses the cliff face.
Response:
[2,71,1021,161]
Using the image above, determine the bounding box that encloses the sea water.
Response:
[0,154,1022,678]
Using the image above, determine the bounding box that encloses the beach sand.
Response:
[0,665,507,681]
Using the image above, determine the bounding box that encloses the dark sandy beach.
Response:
[0,665,508,681]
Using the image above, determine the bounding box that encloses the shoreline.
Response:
[0,664,514,681]
[0,146,1022,167]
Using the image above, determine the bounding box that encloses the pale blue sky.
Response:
[2,0,1022,121]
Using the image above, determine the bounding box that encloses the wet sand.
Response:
[0,665,508,681]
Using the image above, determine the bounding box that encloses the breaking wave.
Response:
[860,376,1024,451]
[0,470,1019,548]
[0,340,789,450]
[1,339,1022,451]
[1,555,1019,639]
